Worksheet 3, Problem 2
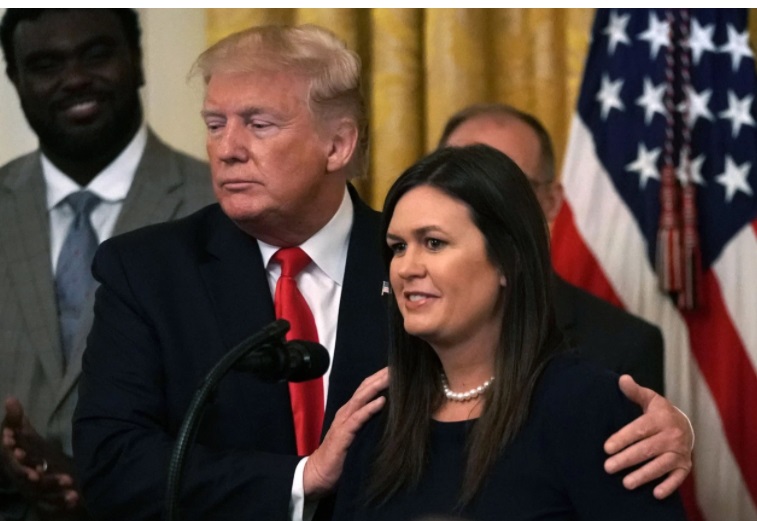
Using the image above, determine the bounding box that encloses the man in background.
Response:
[0,9,213,520]
[439,103,665,394]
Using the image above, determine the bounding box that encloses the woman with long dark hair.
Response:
[332,145,686,520]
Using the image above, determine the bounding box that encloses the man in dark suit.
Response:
[73,24,389,521]
[438,103,665,394]
[0,9,213,521]
[74,27,691,521]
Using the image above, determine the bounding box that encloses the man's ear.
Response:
[325,117,358,173]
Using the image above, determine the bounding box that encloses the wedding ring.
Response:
[39,459,48,473]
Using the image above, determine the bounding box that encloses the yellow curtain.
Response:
[206,8,757,209]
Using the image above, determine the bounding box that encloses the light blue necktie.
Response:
[55,190,100,365]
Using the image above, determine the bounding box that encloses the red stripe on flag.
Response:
[681,473,706,521]
[551,202,624,308]
[684,269,757,502]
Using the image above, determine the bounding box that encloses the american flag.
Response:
[551,9,757,521]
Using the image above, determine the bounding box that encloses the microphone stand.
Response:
[164,319,290,521]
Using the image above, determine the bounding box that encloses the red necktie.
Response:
[272,247,325,456]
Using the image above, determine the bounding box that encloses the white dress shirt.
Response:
[43,125,148,271]
[257,187,353,521]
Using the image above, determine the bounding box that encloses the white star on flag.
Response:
[719,91,756,138]
[719,24,754,72]
[603,10,631,55]
[682,85,715,127]
[596,74,625,119]
[637,12,669,59]
[626,143,661,188]
[636,77,666,124]
[716,156,753,202]
[677,152,707,186]
[688,18,716,65]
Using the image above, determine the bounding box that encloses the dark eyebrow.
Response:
[24,34,119,58]
[414,226,444,235]
[78,35,120,51]
[22,35,120,62]
[386,226,444,242]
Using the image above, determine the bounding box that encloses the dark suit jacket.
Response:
[0,130,214,521]
[553,275,665,395]
[72,189,388,521]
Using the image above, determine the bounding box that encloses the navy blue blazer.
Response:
[73,188,388,521]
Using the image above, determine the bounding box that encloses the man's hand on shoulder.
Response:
[603,376,693,499]
[303,368,388,498]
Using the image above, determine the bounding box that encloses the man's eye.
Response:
[82,44,116,64]
[249,120,273,130]
[26,58,62,74]
[204,120,225,132]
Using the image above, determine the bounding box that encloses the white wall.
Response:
[0,8,208,166]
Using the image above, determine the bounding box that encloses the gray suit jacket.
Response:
[0,130,215,520]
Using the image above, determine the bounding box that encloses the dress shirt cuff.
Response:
[675,406,695,450]
[290,456,318,521]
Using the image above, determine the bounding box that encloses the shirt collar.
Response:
[258,186,354,286]
[43,124,148,210]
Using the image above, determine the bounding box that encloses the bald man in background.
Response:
[438,103,665,395]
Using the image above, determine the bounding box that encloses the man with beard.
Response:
[0,9,213,520]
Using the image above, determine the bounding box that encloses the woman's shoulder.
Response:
[539,352,620,393]
[531,353,640,426]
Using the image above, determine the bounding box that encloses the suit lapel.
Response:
[54,292,95,405]
[0,154,65,385]
[323,187,388,433]
[199,208,278,355]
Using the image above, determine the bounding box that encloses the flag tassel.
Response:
[678,183,701,309]
[656,165,683,293]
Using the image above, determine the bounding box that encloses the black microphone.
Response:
[234,340,330,382]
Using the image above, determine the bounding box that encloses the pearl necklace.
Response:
[440,373,495,402]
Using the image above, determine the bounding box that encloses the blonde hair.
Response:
[192,24,368,177]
